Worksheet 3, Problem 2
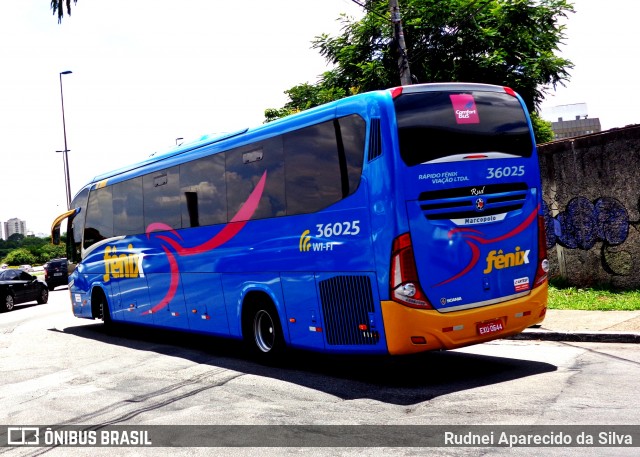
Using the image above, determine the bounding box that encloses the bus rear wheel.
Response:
[244,300,285,362]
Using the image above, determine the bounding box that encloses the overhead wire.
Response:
[347,0,392,23]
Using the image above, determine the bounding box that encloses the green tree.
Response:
[7,233,25,244]
[2,249,37,266]
[51,0,77,23]
[530,111,555,144]
[36,243,67,264]
[266,0,573,125]
[264,81,351,123]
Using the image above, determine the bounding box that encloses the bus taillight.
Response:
[503,86,517,97]
[534,215,549,288]
[390,233,433,309]
[390,86,404,99]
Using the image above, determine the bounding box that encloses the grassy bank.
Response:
[548,282,640,311]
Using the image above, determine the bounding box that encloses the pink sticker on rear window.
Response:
[450,94,480,124]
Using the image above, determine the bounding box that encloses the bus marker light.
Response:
[309,326,322,332]
[191,309,198,314]
[171,312,180,317]
[464,154,488,159]
[358,324,368,331]
[201,314,210,320]
[411,336,427,345]
[289,318,296,323]
[442,325,464,333]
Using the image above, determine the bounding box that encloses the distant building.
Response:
[542,103,602,140]
[3,218,27,240]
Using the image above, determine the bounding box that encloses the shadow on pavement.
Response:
[57,321,557,406]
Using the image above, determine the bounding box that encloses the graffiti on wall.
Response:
[543,197,639,276]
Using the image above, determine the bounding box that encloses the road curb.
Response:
[508,330,640,344]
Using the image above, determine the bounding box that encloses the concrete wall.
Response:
[538,125,640,289]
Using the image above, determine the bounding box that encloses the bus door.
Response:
[100,241,155,323]
[145,272,189,330]
[392,85,541,312]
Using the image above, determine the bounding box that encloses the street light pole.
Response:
[59,70,73,209]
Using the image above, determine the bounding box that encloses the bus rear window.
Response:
[394,91,533,166]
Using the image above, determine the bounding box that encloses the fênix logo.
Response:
[103,245,145,282]
[483,247,530,274]
[299,230,312,252]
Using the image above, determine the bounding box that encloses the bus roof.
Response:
[86,82,517,187]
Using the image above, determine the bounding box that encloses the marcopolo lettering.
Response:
[483,247,530,274]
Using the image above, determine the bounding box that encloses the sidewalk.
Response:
[509,309,640,343]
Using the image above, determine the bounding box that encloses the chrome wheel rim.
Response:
[253,310,275,353]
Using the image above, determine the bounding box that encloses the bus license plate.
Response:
[477,319,504,336]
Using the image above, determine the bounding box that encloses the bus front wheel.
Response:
[93,289,112,328]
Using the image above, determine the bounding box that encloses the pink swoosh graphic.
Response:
[434,239,480,287]
[433,206,539,287]
[143,171,267,313]
[143,246,179,315]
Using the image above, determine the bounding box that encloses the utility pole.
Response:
[59,70,73,210]
[389,0,412,86]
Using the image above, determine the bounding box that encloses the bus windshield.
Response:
[394,90,534,166]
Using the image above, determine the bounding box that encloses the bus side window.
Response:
[68,187,89,262]
[226,137,285,221]
[338,115,366,195]
[179,153,227,227]
[284,119,350,215]
[84,186,114,249]
[114,177,144,235]
[143,167,180,230]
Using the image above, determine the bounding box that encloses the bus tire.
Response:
[93,288,112,327]
[243,298,285,363]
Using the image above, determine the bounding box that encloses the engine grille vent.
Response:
[319,275,380,346]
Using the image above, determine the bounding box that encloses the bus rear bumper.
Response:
[381,283,548,355]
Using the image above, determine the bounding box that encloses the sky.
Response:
[1,0,638,237]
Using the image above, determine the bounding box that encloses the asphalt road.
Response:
[1,289,639,457]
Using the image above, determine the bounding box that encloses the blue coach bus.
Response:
[51,83,548,360]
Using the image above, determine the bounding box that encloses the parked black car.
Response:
[0,269,49,312]
[43,258,69,290]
